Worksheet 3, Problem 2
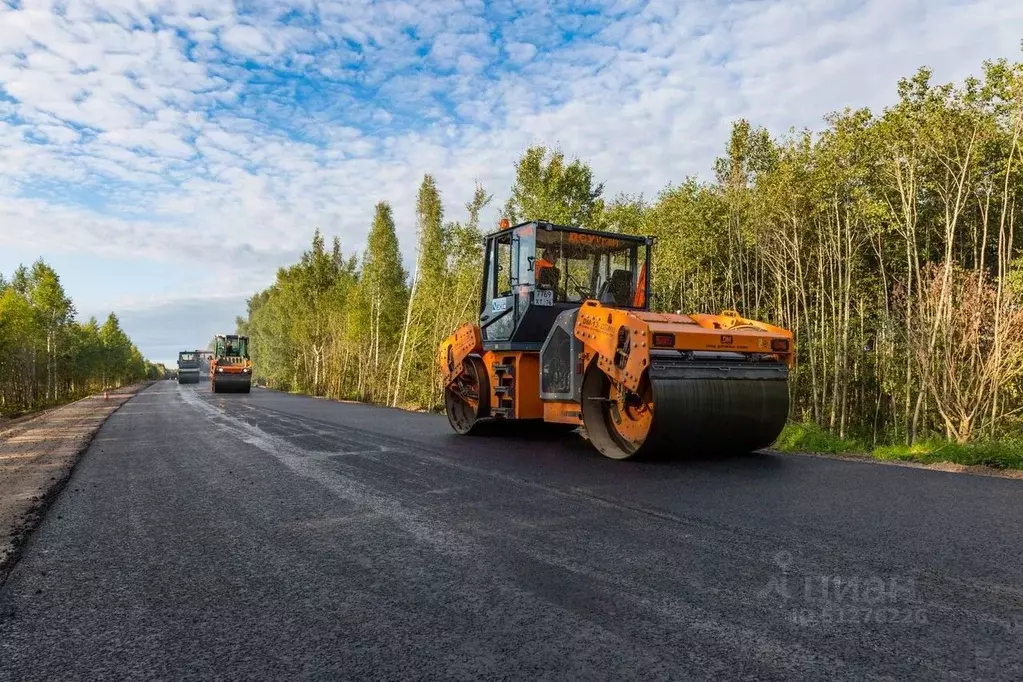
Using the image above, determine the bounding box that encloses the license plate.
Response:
[534,289,554,306]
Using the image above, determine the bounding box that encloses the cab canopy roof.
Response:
[484,220,651,245]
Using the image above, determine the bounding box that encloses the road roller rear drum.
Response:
[444,356,490,435]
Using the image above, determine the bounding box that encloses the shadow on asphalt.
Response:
[440,423,787,475]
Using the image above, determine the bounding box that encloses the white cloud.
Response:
[1,0,1022,360]
[505,42,537,65]
[220,24,273,56]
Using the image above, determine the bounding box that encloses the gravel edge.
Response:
[0,383,152,587]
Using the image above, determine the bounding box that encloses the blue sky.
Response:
[1,0,1022,366]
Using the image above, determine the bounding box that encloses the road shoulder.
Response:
[0,384,148,583]
[773,448,1023,480]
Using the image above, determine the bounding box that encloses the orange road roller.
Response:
[438,220,794,460]
[211,334,252,394]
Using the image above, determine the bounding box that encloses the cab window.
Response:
[494,234,513,298]
[535,229,644,307]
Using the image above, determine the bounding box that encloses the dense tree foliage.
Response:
[242,57,1023,445]
[244,184,488,410]
[0,261,158,415]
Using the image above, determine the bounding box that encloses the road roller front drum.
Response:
[581,362,790,461]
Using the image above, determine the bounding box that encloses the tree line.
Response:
[240,56,1023,447]
[0,260,160,416]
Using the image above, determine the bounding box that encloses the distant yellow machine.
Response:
[438,220,794,460]
[210,334,252,394]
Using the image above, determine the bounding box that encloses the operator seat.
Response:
[608,269,634,306]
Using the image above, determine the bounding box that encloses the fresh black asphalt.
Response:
[1,381,1021,680]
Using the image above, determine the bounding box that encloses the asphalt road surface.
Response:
[2,382,1022,680]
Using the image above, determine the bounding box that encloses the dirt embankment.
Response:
[0,385,147,582]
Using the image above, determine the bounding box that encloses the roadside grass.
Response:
[873,439,1023,470]
[773,422,866,454]
[774,422,1023,471]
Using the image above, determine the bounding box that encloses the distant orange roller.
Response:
[210,334,252,394]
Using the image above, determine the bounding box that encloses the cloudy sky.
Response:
[1,0,1021,366]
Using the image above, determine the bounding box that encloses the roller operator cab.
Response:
[177,351,200,384]
[438,220,796,460]
[210,334,252,394]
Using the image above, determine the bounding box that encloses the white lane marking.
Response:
[177,387,469,556]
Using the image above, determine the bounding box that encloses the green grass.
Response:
[774,422,866,454]
[774,422,1023,470]
[873,439,1023,470]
